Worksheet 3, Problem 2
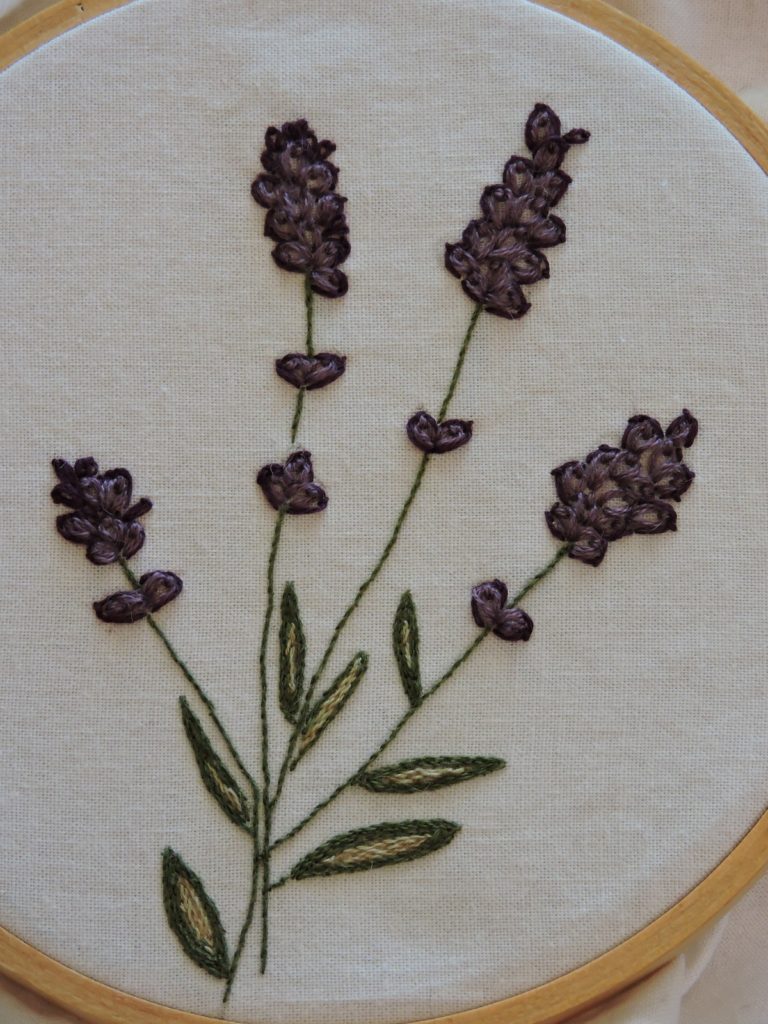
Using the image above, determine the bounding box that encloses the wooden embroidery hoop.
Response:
[1,2,766,1022]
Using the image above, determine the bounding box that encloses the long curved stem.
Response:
[269,543,570,853]
[118,559,256,792]
[223,777,260,1003]
[270,304,483,807]
[257,509,286,975]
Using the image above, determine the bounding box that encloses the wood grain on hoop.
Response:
[1,2,767,1023]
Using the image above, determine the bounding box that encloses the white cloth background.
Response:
[0,1,766,1023]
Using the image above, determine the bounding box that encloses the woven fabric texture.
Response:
[0,1,767,1023]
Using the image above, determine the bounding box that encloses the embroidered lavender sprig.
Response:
[252,119,349,443]
[281,103,590,774]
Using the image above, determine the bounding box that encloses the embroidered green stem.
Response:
[304,273,315,357]
[222,777,260,1004]
[269,543,570,854]
[290,388,305,444]
[271,304,483,805]
[289,277,315,443]
[258,508,286,975]
[118,559,255,793]
[437,302,482,420]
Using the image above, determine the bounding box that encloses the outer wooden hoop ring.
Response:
[1,2,767,1022]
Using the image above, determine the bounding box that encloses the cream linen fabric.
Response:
[1,1,767,1024]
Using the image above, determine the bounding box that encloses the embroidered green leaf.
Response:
[290,819,461,879]
[356,755,506,793]
[393,590,421,707]
[162,848,230,979]
[291,652,368,766]
[179,697,249,830]
[278,582,305,724]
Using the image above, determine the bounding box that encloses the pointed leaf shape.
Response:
[393,591,421,707]
[180,697,249,829]
[356,755,506,793]
[290,819,461,879]
[162,848,230,978]
[292,652,368,766]
[279,582,305,724]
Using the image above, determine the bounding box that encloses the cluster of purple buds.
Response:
[471,580,534,642]
[51,459,183,623]
[445,103,589,319]
[546,410,699,566]
[251,119,350,299]
[94,571,183,624]
[406,411,473,454]
[275,352,346,391]
[51,458,152,565]
[257,450,328,515]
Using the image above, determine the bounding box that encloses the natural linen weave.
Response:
[0,0,767,1023]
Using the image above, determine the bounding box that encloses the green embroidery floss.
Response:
[162,848,231,980]
[392,590,422,708]
[289,819,461,879]
[356,756,506,793]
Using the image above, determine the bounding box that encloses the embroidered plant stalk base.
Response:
[1,1,767,1023]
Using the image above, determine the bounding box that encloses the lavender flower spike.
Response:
[251,119,350,298]
[257,450,328,515]
[545,410,698,566]
[51,457,152,565]
[471,579,534,642]
[445,103,589,320]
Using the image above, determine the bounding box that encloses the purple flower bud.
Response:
[621,415,664,453]
[626,501,677,534]
[55,513,95,544]
[406,412,473,454]
[665,409,699,450]
[570,528,608,566]
[139,570,183,612]
[256,450,328,515]
[275,352,346,391]
[471,579,533,642]
[99,469,133,516]
[524,104,562,151]
[86,517,146,566]
[93,589,148,624]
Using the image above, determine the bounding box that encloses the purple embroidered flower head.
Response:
[445,103,589,320]
[257,450,328,515]
[406,412,473,454]
[545,410,698,567]
[51,458,152,565]
[94,570,183,624]
[275,352,346,391]
[471,580,534,642]
[252,119,350,298]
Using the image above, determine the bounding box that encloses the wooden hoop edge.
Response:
[2,808,767,1024]
[0,1,767,1022]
